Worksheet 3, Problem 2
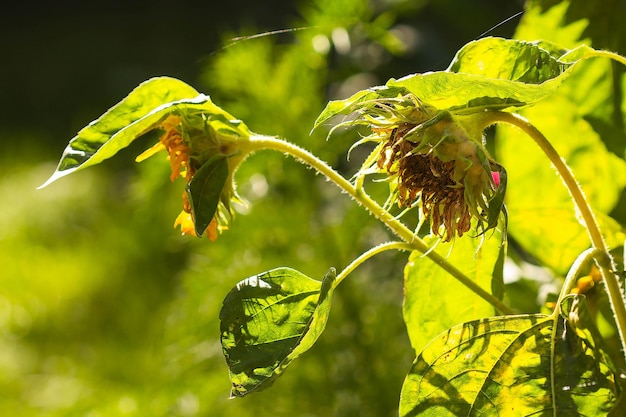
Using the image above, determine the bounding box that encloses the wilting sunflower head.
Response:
[353,93,505,241]
[136,112,250,239]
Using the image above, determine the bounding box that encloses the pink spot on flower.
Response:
[491,171,500,187]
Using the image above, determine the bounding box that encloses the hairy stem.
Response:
[487,111,626,358]
[333,241,413,289]
[246,134,514,314]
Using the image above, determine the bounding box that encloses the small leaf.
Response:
[220,267,336,397]
[490,225,507,303]
[399,295,621,416]
[403,227,504,355]
[186,155,229,236]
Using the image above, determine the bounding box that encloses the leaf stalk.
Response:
[333,241,413,289]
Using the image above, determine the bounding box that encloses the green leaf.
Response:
[389,38,613,113]
[39,77,199,187]
[447,37,567,83]
[517,0,626,53]
[403,228,504,355]
[516,0,626,154]
[220,267,336,397]
[39,77,248,188]
[186,155,229,236]
[399,295,622,416]
[315,37,625,129]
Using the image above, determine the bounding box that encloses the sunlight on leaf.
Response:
[400,295,621,416]
[403,227,505,355]
[447,37,566,83]
[516,0,589,50]
[39,77,248,188]
[315,37,626,131]
[515,0,626,158]
[39,77,198,187]
[220,267,336,397]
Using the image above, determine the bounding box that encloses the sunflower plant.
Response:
[41,37,626,415]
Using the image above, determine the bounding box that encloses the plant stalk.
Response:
[333,241,413,289]
[246,134,514,314]
[486,111,626,358]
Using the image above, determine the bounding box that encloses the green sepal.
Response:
[186,155,229,236]
[220,267,336,397]
[399,294,622,416]
[486,163,507,232]
[313,86,407,130]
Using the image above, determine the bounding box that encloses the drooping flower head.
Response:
[38,77,251,240]
[136,111,249,240]
[330,91,505,241]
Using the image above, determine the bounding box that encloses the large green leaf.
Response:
[447,37,566,83]
[403,227,505,355]
[399,295,622,416]
[389,39,615,114]
[220,267,336,397]
[314,37,622,130]
[39,77,248,188]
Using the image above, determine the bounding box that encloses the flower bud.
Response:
[136,111,249,239]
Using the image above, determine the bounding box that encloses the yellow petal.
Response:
[206,218,218,241]
[174,211,197,236]
[135,142,166,163]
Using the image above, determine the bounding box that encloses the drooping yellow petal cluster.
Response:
[137,116,212,238]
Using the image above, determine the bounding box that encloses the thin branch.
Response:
[333,241,413,288]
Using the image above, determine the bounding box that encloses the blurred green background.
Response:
[1,1,527,415]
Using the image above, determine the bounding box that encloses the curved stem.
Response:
[585,50,626,67]
[333,241,413,289]
[245,135,418,244]
[548,247,600,417]
[555,248,602,312]
[245,134,514,314]
[486,111,626,358]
